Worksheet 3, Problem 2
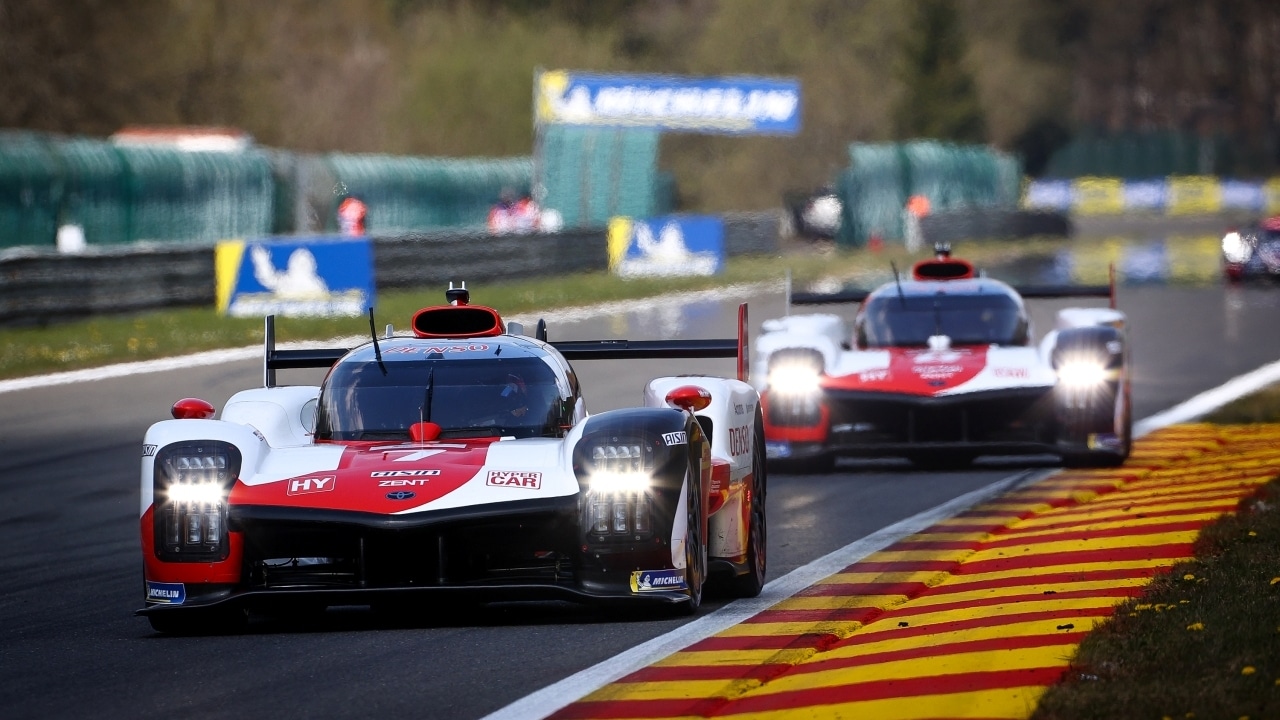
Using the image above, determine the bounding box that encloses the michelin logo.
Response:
[146,581,186,605]
[630,568,688,593]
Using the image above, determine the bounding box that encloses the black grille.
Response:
[826,389,1055,446]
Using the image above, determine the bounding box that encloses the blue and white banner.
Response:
[536,70,800,135]
[216,236,374,318]
[607,215,724,278]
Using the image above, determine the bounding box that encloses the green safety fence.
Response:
[836,140,1020,246]
[538,126,659,228]
[0,132,62,251]
[323,154,532,233]
[1045,131,1232,179]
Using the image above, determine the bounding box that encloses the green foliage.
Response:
[893,0,985,143]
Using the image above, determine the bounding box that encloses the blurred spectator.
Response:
[904,194,931,252]
[489,188,544,235]
[337,196,368,236]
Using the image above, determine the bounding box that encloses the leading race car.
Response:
[138,284,766,633]
[753,245,1131,472]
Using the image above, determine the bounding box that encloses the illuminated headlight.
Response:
[585,443,653,538]
[768,363,822,396]
[153,442,240,561]
[1057,361,1109,388]
[1222,232,1252,263]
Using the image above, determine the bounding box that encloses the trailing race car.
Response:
[1222,216,1280,282]
[753,245,1131,472]
[138,284,765,633]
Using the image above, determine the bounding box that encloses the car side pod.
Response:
[666,385,712,412]
[171,398,216,419]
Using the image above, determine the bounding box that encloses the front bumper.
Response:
[140,495,688,614]
[766,386,1061,458]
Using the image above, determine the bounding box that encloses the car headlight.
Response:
[584,443,653,538]
[1223,231,1252,263]
[1057,360,1109,388]
[153,442,241,562]
[767,360,823,396]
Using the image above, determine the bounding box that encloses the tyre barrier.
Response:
[920,208,1072,246]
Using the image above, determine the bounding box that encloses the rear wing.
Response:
[551,303,751,383]
[262,303,753,387]
[262,315,348,387]
[787,265,1117,310]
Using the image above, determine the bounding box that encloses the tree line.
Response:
[2,0,1277,211]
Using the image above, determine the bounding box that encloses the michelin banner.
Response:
[536,70,800,135]
[607,215,724,278]
[216,236,374,318]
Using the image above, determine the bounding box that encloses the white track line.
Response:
[480,469,1045,720]
[1133,356,1280,437]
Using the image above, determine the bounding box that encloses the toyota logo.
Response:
[385,491,416,501]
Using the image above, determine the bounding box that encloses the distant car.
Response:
[752,245,1131,472]
[1222,216,1280,282]
[138,284,766,633]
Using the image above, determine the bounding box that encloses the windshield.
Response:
[857,292,1027,348]
[315,356,566,441]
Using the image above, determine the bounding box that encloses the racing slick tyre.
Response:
[681,468,707,615]
[148,606,249,635]
[729,413,768,598]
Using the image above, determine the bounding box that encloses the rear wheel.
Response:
[730,414,768,598]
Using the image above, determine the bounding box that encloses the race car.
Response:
[753,245,1131,472]
[138,284,766,633]
[1222,216,1280,282]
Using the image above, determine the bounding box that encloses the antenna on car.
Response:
[368,307,387,376]
[890,261,907,308]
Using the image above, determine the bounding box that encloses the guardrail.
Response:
[0,211,781,328]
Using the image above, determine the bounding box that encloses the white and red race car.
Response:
[138,285,765,633]
[752,245,1131,472]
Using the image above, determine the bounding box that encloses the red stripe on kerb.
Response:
[832,606,1116,649]
[798,581,931,597]
[624,633,1089,683]
[998,504,1239,535]
[741,606,886,625]
[977,519,1211,549]
[687,607,1113,653]
[882,586,1143,620]
[956,544,1193,575]
[925,567,1160,596]
[886,539,986,551]
[553,667,1068,718]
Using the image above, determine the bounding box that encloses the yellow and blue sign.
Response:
[1024,176,1280,215]
[536,70,800,135]
[607,215,724,278]
[216,235,374,318]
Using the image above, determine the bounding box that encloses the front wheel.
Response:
[681,470,706,614]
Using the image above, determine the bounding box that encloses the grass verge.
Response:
[1031,475,1280,719]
